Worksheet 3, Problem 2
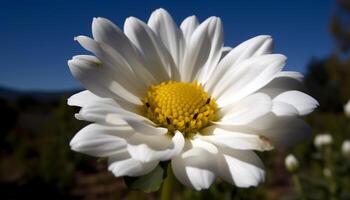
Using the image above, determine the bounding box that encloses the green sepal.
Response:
[123,162,169,193]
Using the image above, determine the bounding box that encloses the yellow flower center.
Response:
[142,81,218,137]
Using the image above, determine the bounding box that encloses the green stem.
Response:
[292,174,306,200]
[135,191,145,200]
[160,164,174,200]
[324,146,338,200]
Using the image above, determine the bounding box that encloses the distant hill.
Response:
[0,86,82,101]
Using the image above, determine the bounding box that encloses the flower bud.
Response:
[314,133,333,148]
[323,168,332,178]
[285,154,299,173]
[344,100,350,117]
[342,140,350,157]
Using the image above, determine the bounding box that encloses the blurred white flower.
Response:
[285,154,299,173]
[314,133,333,148]
[342,140,350,157]
[323,168,332,178]
[345,100,350,117]
[67,8,318,190]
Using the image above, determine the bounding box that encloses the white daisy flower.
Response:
[285,154,299,173]
[68,8,318,190]
[344,100,350,117]
[341,140,350,157]
[323,168,332,178]
[314,133,333,148]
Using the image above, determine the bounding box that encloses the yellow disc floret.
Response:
[142,81,217,137]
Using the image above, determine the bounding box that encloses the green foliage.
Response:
[124,164,165,193]
[305,58,344,112]
[282,112,350,200]
[305,0,350,113]
[2,97,88,198]
[330,0,350,53]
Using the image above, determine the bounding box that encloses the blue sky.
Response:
[1,0,334,90]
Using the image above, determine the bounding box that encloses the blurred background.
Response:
[1,0,350,199]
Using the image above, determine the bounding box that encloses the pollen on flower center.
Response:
[142,81,218,137]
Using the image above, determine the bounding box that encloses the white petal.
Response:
[258,72,309,116]
[213,54,286,107]
[75,97,147,125]
[180,15,199,43]
[68,90,145,127]
[275,71,303,81]
[124,17,179,81]
[217,93,272,125]
[92,17,130,51]
[70,124,134,157]
[224,114,312,147]
[76,103,124,125]
[273,91,319,115]
[205,35,273,92]
[266,116,312,147]
[92,17,157,86]
[106,114,167,136]
[171,147,216,190]
[217,148,265,188]
[221,35,273,67]
[200,127,273,151]
[181,17,223,83]
[191,137,218,154]
[68,90,139,113]
[272,101,299,116]
[185,167,215,190]
[148,8,185,69]
[68,55,133,102]
[258,71,304,98]
[68,90,108,108]
[220,46,232,59]
[108,150,158,177]
[127,131,185,162]
[74,37,147,99]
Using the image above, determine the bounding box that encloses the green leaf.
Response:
[97,157,107,163]
[124,164,165,193]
